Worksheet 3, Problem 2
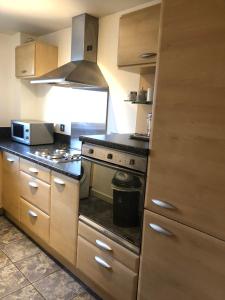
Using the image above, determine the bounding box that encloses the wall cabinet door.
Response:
[138,210,225,300]
[145,0,225,240]
[50,172,79,265]
[2,152,20,221]
[118,4,161,67]
[15,41,58,78]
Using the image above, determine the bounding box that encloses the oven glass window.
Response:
[80,159,145,248]
[13,124,24,138]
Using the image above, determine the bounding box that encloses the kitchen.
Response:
[0,0,225,300]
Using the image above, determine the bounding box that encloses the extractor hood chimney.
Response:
[30,14,108,91]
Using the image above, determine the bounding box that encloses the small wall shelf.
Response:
[124,100,152,105]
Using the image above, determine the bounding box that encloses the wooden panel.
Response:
[15,41,58,79]
[78,221,139,273]
[145,0,225,240]
[138,210,225,300]
[15,42,35,77]
[20,171,50,214]
[76,236,138,300]
[20,197,49,243]
[35,42,58,77]
[50,172,79,265]
[118,5,161,67]
[20,158,51,183]
[2,152,20,221]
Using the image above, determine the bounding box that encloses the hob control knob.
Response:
[129,159,135,166]
[107,153,113,159]
[88,149,94,154]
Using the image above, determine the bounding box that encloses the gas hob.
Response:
[28,148,81,163]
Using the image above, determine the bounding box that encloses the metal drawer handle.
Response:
[95,256,111,269]
[54,178,65,185]
[28,210,38,218]
[152,199,175,210]
[28,167,38,174]
[139,52,157,59]
[96,240,112,251]
[149,223,173,236]
[21,70,27,73]
[7,158,15,163]
[28,181,39,188]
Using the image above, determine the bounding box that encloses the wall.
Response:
[0,0,160,134]
[35,0,160,134]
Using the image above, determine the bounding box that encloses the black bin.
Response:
[112,171,142,227]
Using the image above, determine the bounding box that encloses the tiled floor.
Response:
[0,216,97,299]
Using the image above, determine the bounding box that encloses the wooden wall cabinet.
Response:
[118,4,160,68]
[2,152,20,221]
[138,210,225,300]
[50,172,79,266]
[15,41,58,78]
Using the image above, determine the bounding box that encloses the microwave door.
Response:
[12,123,26,142]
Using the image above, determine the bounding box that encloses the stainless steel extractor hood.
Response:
[30,14,108,91]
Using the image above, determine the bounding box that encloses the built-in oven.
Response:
[79,143,147,254]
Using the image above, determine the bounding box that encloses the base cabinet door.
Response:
[138,210,225,300]
[2,152,20,221]
[50,172,79,265]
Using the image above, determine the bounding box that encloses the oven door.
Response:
[79,157,146,252]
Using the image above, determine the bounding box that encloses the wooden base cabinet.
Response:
[50,172,79,266]
[2,152,20,221]
[138,210,225,300]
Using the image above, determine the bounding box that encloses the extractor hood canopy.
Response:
[30,14,108,91]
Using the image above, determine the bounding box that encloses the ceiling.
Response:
[0,0,151,36]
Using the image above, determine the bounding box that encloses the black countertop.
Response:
[0,139,82,180]
[79,133,149,156]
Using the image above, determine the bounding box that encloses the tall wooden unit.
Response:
[138,0,225,299]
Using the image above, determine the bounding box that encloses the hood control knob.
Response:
[107,153,113,159]
[129,159,135,166]
[88,149,94,154]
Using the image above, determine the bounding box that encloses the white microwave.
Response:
[11,120,54,145]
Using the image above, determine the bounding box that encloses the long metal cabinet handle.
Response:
[7,158,15,162]
[152,199,175,209]
[28,181,39,188]
[149,223,173,236]
[54,178,65,185]
[94,256,111,269]
[139,52,157,59]
[28,210,38,218]
[96,239,112,251]
[29,167,38,174]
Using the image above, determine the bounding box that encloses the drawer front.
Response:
[77,236,138,300]
[138,210,225,300]
[20,198,49,243]
[3,152,19,173]
[20,158,51,183]
[79,222,139,272]
[20,171,50,214]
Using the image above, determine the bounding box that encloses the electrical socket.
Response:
[60,124,65,132]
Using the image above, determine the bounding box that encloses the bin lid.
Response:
[112,171,142,189]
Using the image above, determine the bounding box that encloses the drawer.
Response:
[20,198,49,243]
[20,158,51,183]
[77,236,138,300]
[78,222,139,272]
[20,171,50,214]
[3,152,19,173]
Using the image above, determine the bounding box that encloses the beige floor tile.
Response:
[1,284,44,299]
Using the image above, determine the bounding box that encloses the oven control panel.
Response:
[82,143,147,173]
